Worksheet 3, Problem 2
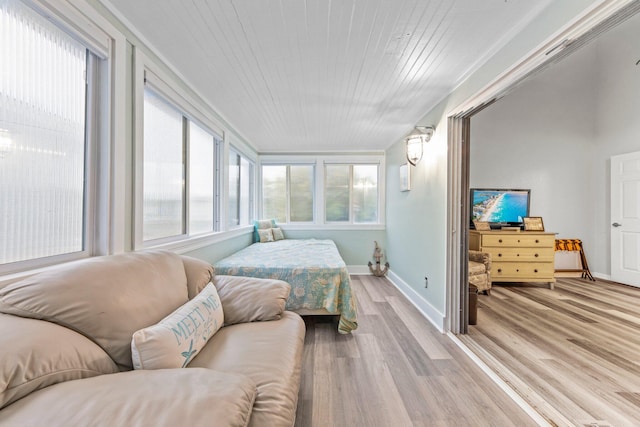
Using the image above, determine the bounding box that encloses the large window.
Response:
[325,164,378,223]
[0,0,98,268]
[142,87,219,243]
[262,165,314,223]
[229,150,253,228]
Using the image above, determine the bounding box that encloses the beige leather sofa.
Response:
[0,250,305,427]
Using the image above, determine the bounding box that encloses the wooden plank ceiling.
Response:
[102,0,553,152]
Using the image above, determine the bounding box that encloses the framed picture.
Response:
[399,163,410,192]
[473,220,491,231]
[523,216,544,231]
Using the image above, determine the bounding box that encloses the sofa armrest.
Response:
[469,250,491,267]
[469,250,492,283]
[181,255,215,299]
[213,275,290,325]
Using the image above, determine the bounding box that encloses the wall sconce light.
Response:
[405,125,434,166]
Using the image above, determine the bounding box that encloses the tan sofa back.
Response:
[0,250,193,370]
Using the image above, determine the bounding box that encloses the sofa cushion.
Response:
[468,260,487,275]
[181,255,215,299]
[0,250,189,370]
[189,311,305,427]
[131,283,224,369]
[0,313,119,410]
[213,275,290,325]
[0,369,257,427]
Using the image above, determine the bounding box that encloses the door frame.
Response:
[445,0,638,334]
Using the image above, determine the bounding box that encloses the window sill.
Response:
[142,226,254,254]
[280,223,386,231]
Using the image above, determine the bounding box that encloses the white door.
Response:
[611,151,640,287]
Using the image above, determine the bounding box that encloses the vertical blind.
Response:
[0,0,87,264]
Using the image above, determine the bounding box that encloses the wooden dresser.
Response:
[469,230,556,289]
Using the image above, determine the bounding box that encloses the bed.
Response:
[214,239,357,334]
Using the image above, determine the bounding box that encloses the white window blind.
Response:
[142,88,184,241]
[0,0,88,265]
[189,121,215,234]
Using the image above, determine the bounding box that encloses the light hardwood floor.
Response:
[295,275,537,427]
[462,277,640,427]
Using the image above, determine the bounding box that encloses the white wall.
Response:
[470,11,640,278]
[384,0,610,329]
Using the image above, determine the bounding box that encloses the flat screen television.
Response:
[470,188,530,229]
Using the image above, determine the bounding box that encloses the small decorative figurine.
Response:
[368,241,389,277]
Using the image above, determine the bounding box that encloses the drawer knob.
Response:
[498,253,502,257]
[517,239,520,243]
[534,269,538,273]
[535,239,539,243]
[516,269,519,272]
[535,253,539,257]
[498,239,503,243]
[497,269,502,273]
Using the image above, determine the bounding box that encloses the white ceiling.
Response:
[101,0,553,153]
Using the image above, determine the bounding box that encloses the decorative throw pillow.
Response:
[253,218,276,242]
[258,228,274,243]
[272,227,285,241]
[131,283,224,369]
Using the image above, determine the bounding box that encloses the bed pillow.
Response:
[0,313,119,410]
[272,227,285,241]
[253,218,276,242]
[258,228,274,243]
[131,283,224,369]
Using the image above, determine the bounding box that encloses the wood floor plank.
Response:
[295,276,537,426]
[468,277,640,426]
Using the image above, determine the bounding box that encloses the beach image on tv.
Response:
[472,190,529,223]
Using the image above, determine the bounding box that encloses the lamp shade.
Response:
[405,126,434,166]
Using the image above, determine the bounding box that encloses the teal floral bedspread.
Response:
[214,239,357,334]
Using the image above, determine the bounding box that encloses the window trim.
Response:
[0,2,107,275]
[134,52,231,251]
[259,153,385,227]
[228,147,255,229]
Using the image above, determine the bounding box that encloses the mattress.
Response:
[214,239,357,334]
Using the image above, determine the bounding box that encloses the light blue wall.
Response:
[282,229,386,267]
[385,1,602,321]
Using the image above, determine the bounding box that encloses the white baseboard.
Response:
[347,265,371,275]
[386,270,445,333]
[593,272,610,281]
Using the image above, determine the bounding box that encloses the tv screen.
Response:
[470,189,530,227]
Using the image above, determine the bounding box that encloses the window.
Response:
[142,87,220,243]
[262,165,314,223]
[189,122,215,234]
[143,89,184,241]
[325,164,378,223]
[229,150,253,228]
[0,0,99,268]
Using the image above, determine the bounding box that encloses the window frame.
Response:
[260,163,316,224]
[136,72,223,248]
[0,1,110,276]
[259,154,385,229]
[133,55,254,253]
[228,147,255,229]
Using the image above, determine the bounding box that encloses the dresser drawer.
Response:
[481,234,555,248]
[492,262,555,280]
[490,247,555,262]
